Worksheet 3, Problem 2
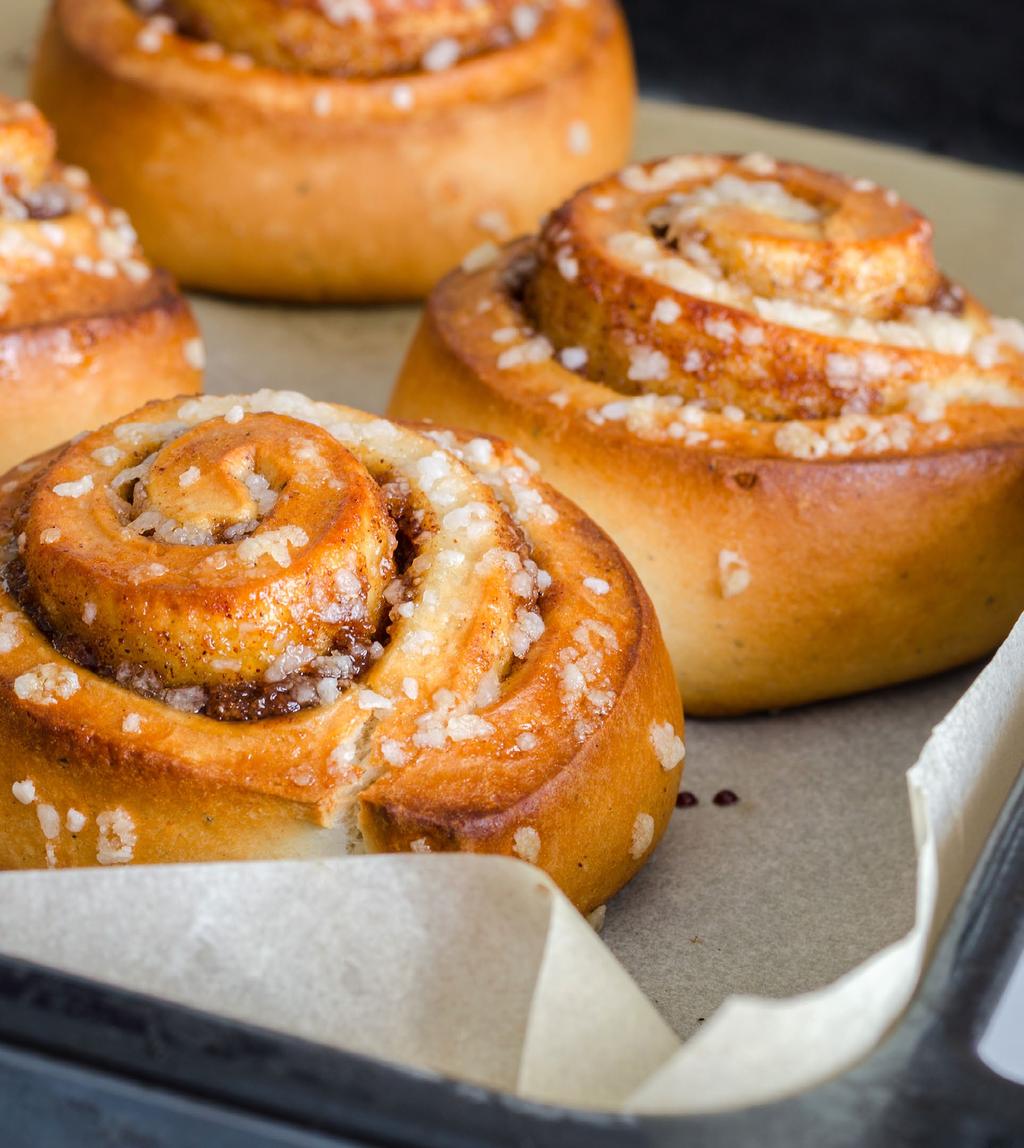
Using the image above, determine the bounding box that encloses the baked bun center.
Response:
[20,409,394,690]
[665,172,939,318]
[156,0,546,76]
[524,154,1022,421]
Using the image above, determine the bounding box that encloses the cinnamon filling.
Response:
[0,409,545,723]
[1,411,417,721]
[2,480,422,724]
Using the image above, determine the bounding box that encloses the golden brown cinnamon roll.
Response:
[0,391,682,910]
[390,154,1024,714]
[31,0,635,301]
[0,96,201,471]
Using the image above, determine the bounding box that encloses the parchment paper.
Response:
[0,626,1019,1112]
[1,0,1023,1114]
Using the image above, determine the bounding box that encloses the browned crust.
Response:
[528,158,1019,421]
[389,276,1024,715]
[0,408,682,911]
[0,276,201,469]
[31,0,636,300]
[359,484,681,911]
[165,0,545,77]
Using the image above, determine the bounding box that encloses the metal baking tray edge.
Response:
[0,770,1019,1147]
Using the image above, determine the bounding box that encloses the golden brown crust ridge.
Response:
[389,155,1024,714]
[0,96,201,469]
[0,392,683,910]
[32,0,635,301]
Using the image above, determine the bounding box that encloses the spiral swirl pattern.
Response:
[0,392,681,907]
[391,154,1024,713]
[154,0,550,77]
[510,154,1024,444]
[125,0,602,85]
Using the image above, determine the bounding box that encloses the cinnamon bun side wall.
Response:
[390,155,1024,714]
[32,0,635,301]
[0,96,201,470]
[0,391,682,911]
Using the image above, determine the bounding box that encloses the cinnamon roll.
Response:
[390,154,1024,714]
[31,0,634,301]
[0,391,682,910]
[0,96,201,472]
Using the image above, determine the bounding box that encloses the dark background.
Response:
[621,0,1024,171]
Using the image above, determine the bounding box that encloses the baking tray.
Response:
[1,5,1023,1144]
[0,770,1020,1147]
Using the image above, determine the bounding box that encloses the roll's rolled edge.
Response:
[0,278,201,469]
[32,0,635,301]
[389,156,1024,714]
[0,391,682,912]
[0,94,202,468]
